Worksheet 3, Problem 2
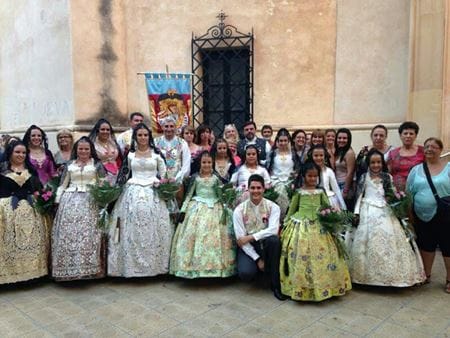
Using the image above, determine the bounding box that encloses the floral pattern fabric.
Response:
[108,153,173,277]
[0,199,49,284]
[170,175,237,278]
[52,161,105,281]
[349,176,426,286]
[280,189,351,301]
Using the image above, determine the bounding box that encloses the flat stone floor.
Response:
[1,253,449,338]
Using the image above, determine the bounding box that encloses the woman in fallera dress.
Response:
[349,149,425,286]
[309,145,346,210]
[211,138,237,183]
[266,128,298,220]
[230,145,271,203]
[108,123,173,277]
[52,137,107,281]
[280,161,351,301]
[22,125,57,186]
[170,151,237,278]
[88,118,122,183]
[0,141,49,284]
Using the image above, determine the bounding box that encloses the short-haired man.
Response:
[117,112,145,155]
[233,174,286,300]
[154,116,191,182]
[237,121,271,163]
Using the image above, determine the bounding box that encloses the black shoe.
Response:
[273,288,288,301]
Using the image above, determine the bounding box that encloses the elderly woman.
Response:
[54,129,74,172]
[407,137,450,293]
[356,124,394,182]
[388,121,424,192]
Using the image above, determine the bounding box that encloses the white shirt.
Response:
[321,167,346,210]
[117,129,133,154]
[233,198,280,261]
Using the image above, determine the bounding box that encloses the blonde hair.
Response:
[56,128,74,147]
[223,124,239,144]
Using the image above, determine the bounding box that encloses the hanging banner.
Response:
[144,72,191,134]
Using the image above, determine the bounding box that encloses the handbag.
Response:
[423,162,450,218]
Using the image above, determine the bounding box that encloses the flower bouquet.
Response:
[214,182,238,225]
[263,185,279,202]
[88,180,123,231]
[33,188,55,215]
[317,206,354,259]
[155,177,179,201]
[385,187,416,245]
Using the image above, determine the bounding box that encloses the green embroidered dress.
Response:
[170,175,237,278]
[280,189,352,301]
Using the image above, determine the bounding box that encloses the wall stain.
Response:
[96,0,122,124]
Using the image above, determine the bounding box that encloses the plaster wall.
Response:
[334,0,411,125]
[0,0,74,131]
[124,0,337,129]
[70,0,128,126]
[409,0,445,146]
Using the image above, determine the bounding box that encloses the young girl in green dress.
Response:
[280,161,352,301]
[170,151,237,278]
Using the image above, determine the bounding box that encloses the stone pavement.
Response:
[1,253,449,338]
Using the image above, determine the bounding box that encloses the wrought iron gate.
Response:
[191,12,254,137]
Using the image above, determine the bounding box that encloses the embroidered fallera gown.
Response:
[230,165,271,204]
[108,152,173,277]
[52,160,105,281]
[0,170,49,284]
[170,175,236,278]
[349,175,426,286]
[280,189,351,301]
[269,151,295,220]
[29,153,57,186]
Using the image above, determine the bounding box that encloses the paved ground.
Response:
[0,253,449,338]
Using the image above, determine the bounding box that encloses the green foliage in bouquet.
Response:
[88,180,123,231]
[214,182,238,224]
[263,186,279,202]
[155,177,180,201]
[317,206,354,259]
[385,186,416,248]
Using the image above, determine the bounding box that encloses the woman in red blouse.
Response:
[387,121,424,192]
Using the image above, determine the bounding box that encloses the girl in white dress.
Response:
[266,128,298,220]
[349,149,425,286]
[309,145,346,210]
[230,145,270,204]
[108,123,173,277]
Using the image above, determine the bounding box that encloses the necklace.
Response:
[10,165,25,174]
[30,149,46,168]
[278,151,289,162]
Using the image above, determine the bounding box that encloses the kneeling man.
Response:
[233,174,286,300]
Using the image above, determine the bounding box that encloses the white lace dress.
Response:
[108,152,173,277]
[270,153,295,220]
[349,175,425,286]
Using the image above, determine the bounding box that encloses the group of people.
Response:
[0,114,449,301]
